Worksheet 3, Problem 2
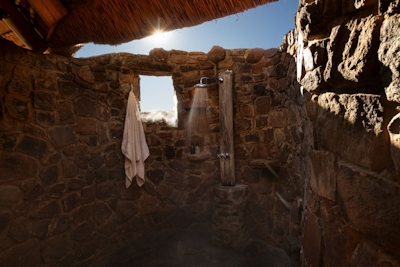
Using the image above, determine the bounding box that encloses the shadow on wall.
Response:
[297,0,400,265]
[303,91,400,266]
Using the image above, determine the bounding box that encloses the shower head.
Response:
[195,83,207,88]
[195,76,223,88]
[195,77,208,88]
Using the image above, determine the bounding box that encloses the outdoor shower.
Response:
[199,71,248,249]
[190,72,235,186]
[187,71,249,249]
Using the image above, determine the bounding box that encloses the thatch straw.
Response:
[0,0,277,50]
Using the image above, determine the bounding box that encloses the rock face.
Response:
[324,15,382,90]
[297,0,400,265]
[315,93,389,172]
[0,39,304,266]
[337,161,400,256]
[379,13,400,103]
[308,150,336,201]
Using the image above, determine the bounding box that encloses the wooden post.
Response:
[219,70,235,186]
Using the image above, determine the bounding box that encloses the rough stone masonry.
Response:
[0,36,305,266]
[296,0,400,266]
[3,0,399,266]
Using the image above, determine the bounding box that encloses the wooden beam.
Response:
[27,0,68,41]
[0,0,47,52]
[219,70,235,186]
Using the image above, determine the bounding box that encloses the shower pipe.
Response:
[195,77,224,88]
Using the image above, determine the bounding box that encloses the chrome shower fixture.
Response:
[195,76,224,88]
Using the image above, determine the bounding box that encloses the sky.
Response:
[75,0,299,112]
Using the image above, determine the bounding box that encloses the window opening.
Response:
[139,75,177,127]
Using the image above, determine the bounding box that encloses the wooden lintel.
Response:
[0,0,47,52]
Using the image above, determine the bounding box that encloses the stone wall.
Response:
[0,37,305,266]
[296,0,400,266]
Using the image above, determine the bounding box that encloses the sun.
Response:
[149,30,166,43]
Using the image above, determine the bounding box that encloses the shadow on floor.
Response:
[88,228,297,267]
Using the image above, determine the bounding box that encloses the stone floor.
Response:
[88,228,298,267]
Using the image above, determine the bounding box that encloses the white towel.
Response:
[121,91,150,188]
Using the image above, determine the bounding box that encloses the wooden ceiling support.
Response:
[27,0,68,41]
[0,0,47,52]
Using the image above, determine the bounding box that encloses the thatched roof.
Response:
[0,0,277,54]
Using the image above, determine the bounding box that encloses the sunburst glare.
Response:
[151,30,165,42]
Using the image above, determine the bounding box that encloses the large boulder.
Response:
[315,92,390,172]
[296,1,325,40]
[379,13,400,103]
[337,160,400,255]
[324,15,382,92]
[308,150,336,201]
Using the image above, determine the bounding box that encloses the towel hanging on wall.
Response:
[121,90,150,188]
